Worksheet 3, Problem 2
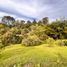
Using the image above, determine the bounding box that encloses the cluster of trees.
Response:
[0,16,67,47]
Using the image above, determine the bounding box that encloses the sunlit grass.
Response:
[0,44,67,67]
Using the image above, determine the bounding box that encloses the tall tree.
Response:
[21,20,25,24]
[42,17,49,24]
[26,20,31,27]
[32,20,37,25]
[2,16,15,25]
[38,20,42,26]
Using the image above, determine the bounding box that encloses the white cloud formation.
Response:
[0,0,67,21]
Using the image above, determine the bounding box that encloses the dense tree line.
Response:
[0,16,67,48]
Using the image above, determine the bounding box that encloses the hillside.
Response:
[0,44,67,67]
[0,16,67,67]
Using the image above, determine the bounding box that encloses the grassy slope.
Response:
[0,44,67,67]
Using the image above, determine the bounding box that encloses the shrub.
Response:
[55,40,64,46]
[63,40,67,46]
[22,38,33,46]
[38,33,48,41]
[22,35,42,46]
[46,38,55,47]
[55,40,66,46]
[35,31,49,42]
[0,43,4,48]
[1,34,22,46]
[1,28,22,46]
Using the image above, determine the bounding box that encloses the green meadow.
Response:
[0,44,67,67]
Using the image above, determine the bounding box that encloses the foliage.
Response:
[2,16,15,26]
[55,40,67,46]
[45,38,55,47]
[42,17,49,24]
[63,40,67,46]
[1,27,22,46]
[22,35,41,46]
[0,16,67,47]
[0,43,4,48]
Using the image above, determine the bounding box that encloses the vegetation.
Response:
[0,16,67,47]
[0,16,67,67]
[0,44,67,67]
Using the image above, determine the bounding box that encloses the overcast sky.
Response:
[0,0,67,21]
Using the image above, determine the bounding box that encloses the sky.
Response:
[0,0,67,21]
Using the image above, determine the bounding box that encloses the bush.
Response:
[35,31,49,42]
[0,43,4,48]
[1,28,22,46]
[46,38,55,47]
[55,40,64,46]
[22,35,42,46]
[1,34,22,46]
[22,38,32,46]
[63,40,67,46]
[55,40,67,46]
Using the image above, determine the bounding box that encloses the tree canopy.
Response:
[0,16,67,47]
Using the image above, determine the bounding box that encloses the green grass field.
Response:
[0,44,67,67]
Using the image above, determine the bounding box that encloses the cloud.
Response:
[0,0,37,20]
[0,0,67,21]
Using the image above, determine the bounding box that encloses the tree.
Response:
[2,16,15,26]
[21,20,25,24]
[32,20,37,25]
[42,17,49,24]
[25,20,32,28]
[13,20,25,29]
[27,20,31,26]
[1,27,22,46]
[38,20,43,26]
